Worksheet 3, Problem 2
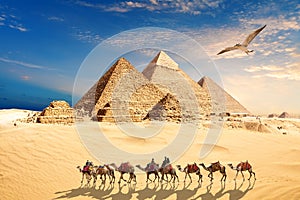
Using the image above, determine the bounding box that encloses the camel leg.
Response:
[81,173,84,184]
[241,171,245,181]
[184,173,188,182]
[128,174,132,183]
[146,173,149,182]
[253,171,256,180]
[209,172,213,181]
[249,169,256,180]
[188,173,192,182]
[234,170,239,180]
[118,173,124,184]
[198,173,203,182]
[221,173,227,182]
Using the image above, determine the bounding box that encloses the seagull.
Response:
[217,25,266,55]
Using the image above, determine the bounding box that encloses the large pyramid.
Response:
[143,51,211,121]
[198,76,250,115]
[75,51,250,123]
[74,57,180,122]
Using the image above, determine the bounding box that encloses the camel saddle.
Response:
[165,164,173,171]
[241,162,251,169]
[83,165,90,172]
[188,164,198,171]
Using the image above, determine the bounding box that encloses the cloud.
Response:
[71,27,102,44]
[223,74,300,114]
[48,16,64,22]
[8,24,27,32]
[73,0,223,15]
[0,57,54,70]
[245,63,300,81]
[21,75,30,81]
[245,65,283,73]
[0,5,28,32]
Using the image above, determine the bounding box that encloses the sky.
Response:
[0,0,299,115]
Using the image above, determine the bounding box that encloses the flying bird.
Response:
[217,25,266,55]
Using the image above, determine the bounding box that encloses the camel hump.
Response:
[188,163,198,171]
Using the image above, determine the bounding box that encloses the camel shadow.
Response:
[103,182,136,200]
[191,181,226,200]
[225,179,256,200]
[174,181,203,200]
[54,182,115,200]
[54,179,256,200]
[135,182,160,199]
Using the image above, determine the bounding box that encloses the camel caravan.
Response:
[77,158,256,186]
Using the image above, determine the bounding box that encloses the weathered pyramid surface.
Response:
[144,93,181,122]
[74,82,97,117]
[198,76,250,114]
[38,100,74,124]
[75,57,179,122]
[143,51,211,121]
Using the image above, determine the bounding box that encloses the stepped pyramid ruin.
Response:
[75,51,250,123]
[74,57,180,122]
[198,76,250,115]
[143,51,211,121]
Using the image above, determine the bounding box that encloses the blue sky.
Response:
[0,0,299,114]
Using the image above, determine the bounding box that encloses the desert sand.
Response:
[1,109,300,199]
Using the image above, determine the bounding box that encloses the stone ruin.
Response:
[37,100,74,124]
[74,51,250,123]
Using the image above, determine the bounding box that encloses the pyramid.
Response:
[74,82,97,117]
[144,93,181,122]
[198,76,250,115]
[74,57,179,122]
[279,112,289,118]
[143,51,211,121]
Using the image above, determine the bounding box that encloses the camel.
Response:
[136,162,160,182]
[159,164,179,183]
[176,163,202,183]
[199,161,227,181]
[104,164,115,184]
[110,162,136,184]
[228,160,256,180]
[92,165,113,184]
[77,165,93,186]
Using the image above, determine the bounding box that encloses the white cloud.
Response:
[72,28,102,44]
[0,6,28,32]
[48,16,64,22]
[245,65,283,73]
[0,57,53,70]
[245,63,300,81]
[222,74,300,114]
[8,24,27,32]
[74,0,223,15]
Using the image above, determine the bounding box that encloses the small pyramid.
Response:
[144,93,181,122]
[279,112,289,118]
[198,76,250,115]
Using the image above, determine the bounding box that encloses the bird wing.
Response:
[242,25,266,47]
[217,46,238,55]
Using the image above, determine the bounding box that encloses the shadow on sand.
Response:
[54,179,256,200]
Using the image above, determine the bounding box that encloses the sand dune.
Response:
[1,109,300,199]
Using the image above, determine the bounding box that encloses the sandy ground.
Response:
[1,109,300,199]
